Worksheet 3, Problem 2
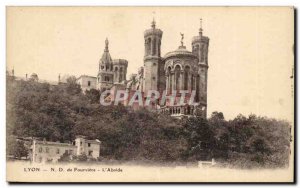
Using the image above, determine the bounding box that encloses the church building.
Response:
[77,19,209,118]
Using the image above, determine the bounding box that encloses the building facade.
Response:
[30,136,101,163]
[97,38,128,92]
[76,75,97,92]
[77,20,209,118]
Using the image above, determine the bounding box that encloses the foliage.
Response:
[6,77,292,168]
[85,89,100,104]
[57,152,71,162]
[182,116,214,161]
[209,112,291,168]
[77,153,88,162]
[7,139,29,159]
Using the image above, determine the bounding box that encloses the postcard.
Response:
[6,6,294,183]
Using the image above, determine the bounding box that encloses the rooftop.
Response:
[164,46,197,60]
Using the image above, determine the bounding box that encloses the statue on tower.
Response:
[105,38,109,52]
[199,18,203,37]
[180,33,184,46]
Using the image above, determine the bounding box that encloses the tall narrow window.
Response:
[147,38,151,55]
[196,75,200,102]
[191,75,195,90]
[158,40,161,57]
[152,38,156,55]
[167,67,172,94]
[200,44,205,62]
[119,67,123,82]
[88,81,91,86]
[175,65,181,91]
[184,66,190,90]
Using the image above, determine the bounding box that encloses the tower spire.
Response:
[104,38,109,52]
[199,18,203,37]
[151,11,156,29]
[151,17,156,29]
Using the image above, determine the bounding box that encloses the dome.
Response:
[163,46,197,60]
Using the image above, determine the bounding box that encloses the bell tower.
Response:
[97,38,114,92]
[143,19,163,94]
[192,19,209,117]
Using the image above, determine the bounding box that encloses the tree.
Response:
[77,153,88,162]
[58,152,71,162]
[6,78,291,167]
[65,76,82,95]
[182,116,215,161]
[8,140,28,159]
[85,89,100,104]
[210,111,224,121]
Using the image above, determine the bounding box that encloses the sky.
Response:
[6,7,294,121]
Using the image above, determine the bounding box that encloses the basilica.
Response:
[77,19,209,118]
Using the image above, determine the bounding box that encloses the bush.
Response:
[77,153,88,162]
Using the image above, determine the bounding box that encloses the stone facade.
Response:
[141,20,209,118]
[143,20,163,94]
[76,75,97,92]
[77,19,209,118]
[31,140,77,163]
[74,136,100,158]
[30,136,101,163]
[97,38,128,92]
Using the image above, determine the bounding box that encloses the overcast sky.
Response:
[7,7,294,121]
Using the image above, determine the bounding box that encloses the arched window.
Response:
[184,66,190,90]
[158,40,161,56]
[114,67,118,81]
[168,67,172,93]
[147,38,151,55]
[191,74,195,90]
[152,38,156,55]
[200,44,205,62]
[192,44,200,55]
[175,65,181,91]
[119,74,122,82]
[196,75,200,102]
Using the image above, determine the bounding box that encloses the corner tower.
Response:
[143,19,164,94]
[192,19,209,117]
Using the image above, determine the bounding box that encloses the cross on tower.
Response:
[151,11,156,29]
[199,18,203,36]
